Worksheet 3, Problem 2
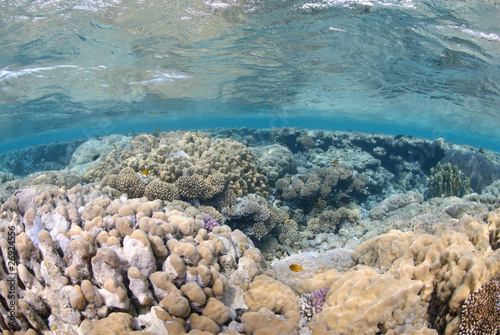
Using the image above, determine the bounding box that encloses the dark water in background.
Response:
[0,0,499,152]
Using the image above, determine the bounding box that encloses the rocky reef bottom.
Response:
[0,127,499,335]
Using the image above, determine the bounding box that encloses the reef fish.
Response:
[289,264,303,272]
[141,169,148,176]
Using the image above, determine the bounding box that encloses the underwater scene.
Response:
[1,0,500,334]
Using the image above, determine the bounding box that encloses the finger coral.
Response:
[144,180,179,201]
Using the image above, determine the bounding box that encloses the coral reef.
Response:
[0,127,499,335]
[0,183,267,334]
[275,164,366,204]
[84,131,268,199]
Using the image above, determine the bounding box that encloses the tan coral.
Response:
[144,180,179,201]
[201,297,229,326]
[160,294,191,318]
[243,275,300,315]
[189,313,220,334]
[181,281,207,307]
[241,307,299,335]
[89,312,153,335]
[315,266,425,334]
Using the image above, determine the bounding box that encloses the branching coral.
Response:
[275,164,365,203]
[306,207,359,235]
[88,131,268,199]
[102,167,145,199]
[144,180,179,201]
[458,274,500,335]
[427,162,471,198]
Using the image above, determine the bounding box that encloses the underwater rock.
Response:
[67,134,131,175]
[440,150,500,192]
[250,144,297,183]
[0,138,86,176]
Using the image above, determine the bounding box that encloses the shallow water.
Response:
[1,0,499,151]
[1,1,500,334]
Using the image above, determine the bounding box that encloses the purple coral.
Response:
[299,286,330,320]
[310,286,330,313]
[203,216,219,232]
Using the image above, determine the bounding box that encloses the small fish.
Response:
[141,169,148,176]
[289,264,303,272]
[157,127,161,130]
[285,220,291,224]
[299,176,304,182]
[113,144,117,148]
[456,180,460,184]
[241,185,245,189]
[362,160,367,163]
[333,159,339,163]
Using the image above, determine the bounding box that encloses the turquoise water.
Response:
[0,0,499,151]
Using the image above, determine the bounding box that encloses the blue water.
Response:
[0,0,499,152]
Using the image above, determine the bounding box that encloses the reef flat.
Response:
[0,127,499,334]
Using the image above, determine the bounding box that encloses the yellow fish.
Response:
[289,264,303,272]
[362,160,367,163]
[113,144,116,148]
[333,159,339,163]
[157,127,161,130]
[141,169,148,176]
[299,176,304,182]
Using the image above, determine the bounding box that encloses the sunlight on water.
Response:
[0,0,499,149]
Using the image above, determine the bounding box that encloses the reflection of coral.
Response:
[427,162,471,198]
